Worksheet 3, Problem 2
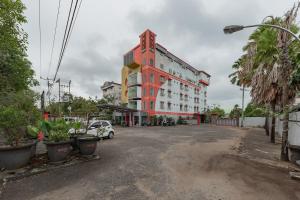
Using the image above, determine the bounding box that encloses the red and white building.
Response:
[121,29,210,124]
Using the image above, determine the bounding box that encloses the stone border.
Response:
[0,153,100,183]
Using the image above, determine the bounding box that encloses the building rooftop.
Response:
[101,81,121,90]
[156,43,211,77]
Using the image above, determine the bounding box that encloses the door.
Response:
[101,121,111,137]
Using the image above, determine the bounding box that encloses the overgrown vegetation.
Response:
[0,0,40,146]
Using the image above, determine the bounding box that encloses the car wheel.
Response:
[108,132,114,139]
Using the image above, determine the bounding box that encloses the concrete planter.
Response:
[77,136,99,155]
[44,140,72,163]
[0,141,35,170]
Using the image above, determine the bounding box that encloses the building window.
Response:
[180,104,183,111]
[160,76,165,83]
[150,101,154,110]
[180,93,183,101]
[143,58,146,65]
[168,79,172,86]
[160,64,164,69]
[160,101,165,109]
[150,59,154,66]
[150,88,154,96]
[184,105,188,111]
[167,102,172,110]
[184,94,188,101]
[185,85,189,91]
[180,83,184,90]
[143,88,146,96]
[143,101,146,110]
[160,88,165,96]
[168,90,172,98]
[150,73,154,83]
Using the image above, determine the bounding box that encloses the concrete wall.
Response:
[275,116,283,137]
[288,111,300,146]
[239,117,265,127]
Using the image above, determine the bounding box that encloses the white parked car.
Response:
[87,120,115,139]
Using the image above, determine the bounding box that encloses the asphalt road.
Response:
[1,125,300,200]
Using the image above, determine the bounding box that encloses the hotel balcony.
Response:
[128,72,142,87]
[124,50,139,69]
[128,86,141,100]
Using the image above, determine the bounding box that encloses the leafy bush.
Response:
[26,125,39,139]
[47,119,70,142]
[158,116,163,125]
[177,116,183,124]
[0,106,28,146]
[48,131,69,142]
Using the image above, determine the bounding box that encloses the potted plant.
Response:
[69,121,85,150]
[44,119,72,163]
[76,123,100,156]
[26,125,39,158]
[0,106,36,170]
[26,120,51,157]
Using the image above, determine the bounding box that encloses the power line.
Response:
[47,0,62,79]
[53,0,74,81]
[54,0,79,81]
[38,0,42,79]
[53,0,81,81]
[68,0,82,46]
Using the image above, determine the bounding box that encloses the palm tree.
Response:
[230,3,300,157]
[276,3,300,160]
[230,21,281,143]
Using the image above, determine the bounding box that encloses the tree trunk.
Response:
[265,104,270,136]
[280,44,290,161]
[281,83,289,161]
[270,101,276,143]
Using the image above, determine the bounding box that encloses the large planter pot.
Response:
[77,136,99,155]
[70,133,85,150]
[44,140,72,163]
[30,140,38,158]
[0,142,35,170]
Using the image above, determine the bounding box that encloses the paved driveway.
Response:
[1,125,300,200]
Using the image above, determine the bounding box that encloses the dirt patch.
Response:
[160,129,300,200]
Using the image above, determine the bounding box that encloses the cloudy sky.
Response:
[22,0,298,111]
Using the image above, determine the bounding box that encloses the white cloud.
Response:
[22,0,298,110]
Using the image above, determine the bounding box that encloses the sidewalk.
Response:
[236,127,299,171]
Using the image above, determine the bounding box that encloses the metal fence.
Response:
[214,118,239,126]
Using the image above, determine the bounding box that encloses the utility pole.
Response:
[41,90,45,113]
[56,78,61,117]
[47,80,51,105]
[241,85,245,127]
[68,80,71,95]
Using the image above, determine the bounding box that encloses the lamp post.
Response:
[223,24,300,42]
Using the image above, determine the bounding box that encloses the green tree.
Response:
[244,103,266,117]
[209,107,225,117]
[229,104,242,119]
[0,0,40,146]
[0,0,38,94]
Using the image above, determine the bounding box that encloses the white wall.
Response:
[275,116,283,137]
[239,117,265,127]
[288,111,300,146]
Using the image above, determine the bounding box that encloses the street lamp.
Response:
[223,24,300,42]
